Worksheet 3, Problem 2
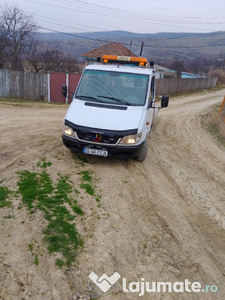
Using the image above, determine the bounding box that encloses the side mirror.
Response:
[148,101,153,109]
[161,95,169,108]
[62,85,68,97]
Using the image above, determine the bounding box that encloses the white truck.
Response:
[62,55,169,162]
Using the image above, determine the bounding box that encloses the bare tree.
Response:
[41,46,63,72]
[28,41,80,73]
[61,53,80,73]
[26,39,43,73]
[171,56,185,78]
[32,43,64,72]
[0,4,38,70]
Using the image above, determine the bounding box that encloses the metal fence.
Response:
[156,77,218,96]
[0,69,48,101]
[0,69,219,102]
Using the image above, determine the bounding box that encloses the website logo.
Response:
[89,272,121,293]
[89,272,218,296]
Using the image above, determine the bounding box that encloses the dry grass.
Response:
[202,104,225,147]
[208,69,225,85]
[214,114,225,139]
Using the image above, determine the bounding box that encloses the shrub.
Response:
[208,69,225,85]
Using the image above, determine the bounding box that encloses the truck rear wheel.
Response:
[135,140,148,162]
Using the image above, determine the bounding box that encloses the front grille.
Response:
[64,119,138,147]
[77,132,120,145]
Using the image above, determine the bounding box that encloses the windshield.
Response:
[75,69,149,106]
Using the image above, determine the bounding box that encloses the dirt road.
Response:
[0,89,225,300]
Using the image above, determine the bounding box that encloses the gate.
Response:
[49,73,81,103]
[50,72,67,103]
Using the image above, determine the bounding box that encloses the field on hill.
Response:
[38,30,225,63]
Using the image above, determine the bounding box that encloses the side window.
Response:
[149,76,155,102]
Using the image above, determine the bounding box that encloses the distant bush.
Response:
[208,69,225,85]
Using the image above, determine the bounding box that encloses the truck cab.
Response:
[62,55,169,162]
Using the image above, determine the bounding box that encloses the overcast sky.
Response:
[2,0,225,34]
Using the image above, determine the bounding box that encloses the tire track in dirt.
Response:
[83,89,225,299]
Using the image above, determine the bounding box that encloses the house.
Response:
[154,64,171,79]
[81,42,169,78]
[181,72,202,79]
[81,42,137,65]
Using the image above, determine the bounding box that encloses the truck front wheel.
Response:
[135,140,148,162]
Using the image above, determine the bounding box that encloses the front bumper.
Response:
[62,134,144,159]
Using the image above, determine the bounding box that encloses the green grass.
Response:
[28,244,34,253]
[34,253,39,266]
[72,204,84,215]
[3,214,13,219]
[76,154,90,164]
[79,170,93,182]
[0,157,100,267]
[55,258,64,268]
[205,123,225,146]
[37,158,52,168]
[28,244,39,266]
[0,186,11,208]
[78,170,96,196]
[17,168,83,266]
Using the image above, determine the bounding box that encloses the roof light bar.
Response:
[101,55,148,67]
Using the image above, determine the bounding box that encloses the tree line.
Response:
[0,5,80,73]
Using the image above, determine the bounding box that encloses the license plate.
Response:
[83,147,108,157]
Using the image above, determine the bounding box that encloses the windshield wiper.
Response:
[76,95,103,102]
[97,95,130,106]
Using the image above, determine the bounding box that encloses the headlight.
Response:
[119,133,142,145]
[63,125,77,139]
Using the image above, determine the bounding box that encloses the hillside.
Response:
[37,30,225,63]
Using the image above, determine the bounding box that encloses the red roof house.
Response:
[82,42,137,65]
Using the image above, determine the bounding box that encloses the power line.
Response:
[34,14,139,40]
[27,0,223,32]
[38,26,125,45]
[56,0,225,24]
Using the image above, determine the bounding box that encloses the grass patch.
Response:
[34,253,39,266]
[28,244,39,266]
[3,214,13,219]
[37,158,52,168]
[28,244,34,253]
[80,183,95,196]
[201,105,225,147]
[17,170,83,266]
[78,170,96,196]
[55,258,64,268]
[95,196,101,203]
[1,157,99,267]
[76,154,90,164]
[72,205,84,216]
[79,170,92,182]
[0,185,11,208]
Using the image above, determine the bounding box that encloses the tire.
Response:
[135,140,148,162]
